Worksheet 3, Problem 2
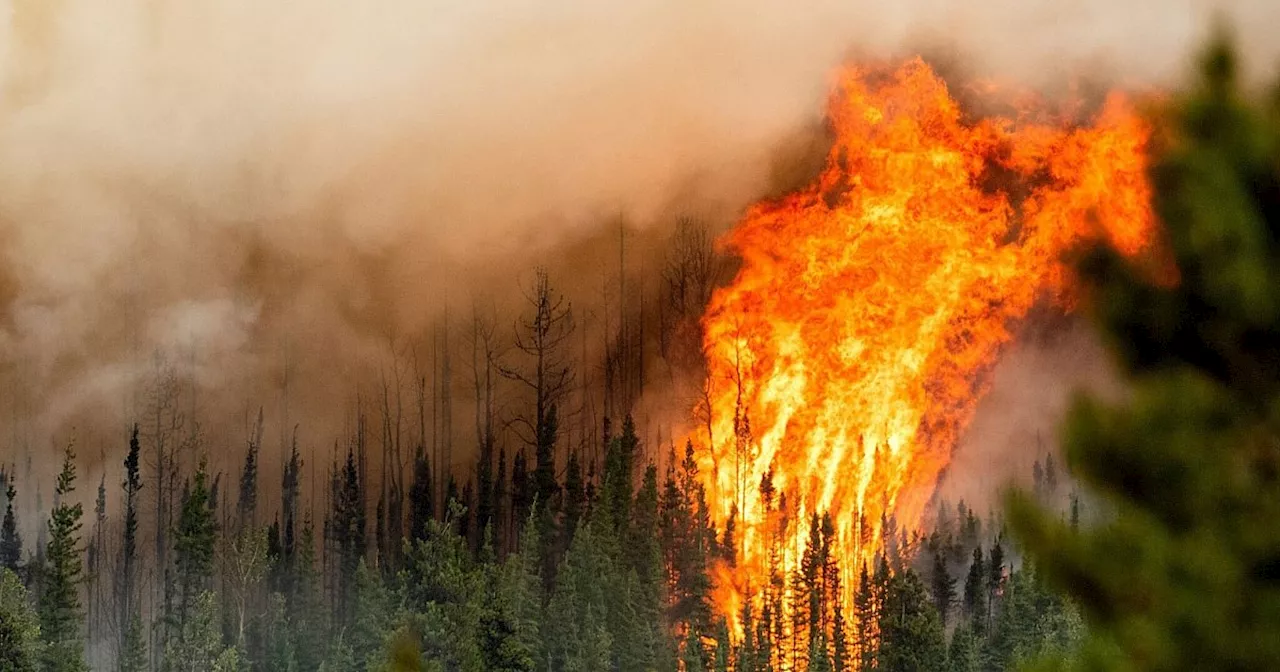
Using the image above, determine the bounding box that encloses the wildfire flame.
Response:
[693,58,1155,627]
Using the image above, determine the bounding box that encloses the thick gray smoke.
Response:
[0,0,1274,482]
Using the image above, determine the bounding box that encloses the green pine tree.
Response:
[0,568,42,672]
[877,570,945,672]
[38,445,87,672]
[947,622,979,672]
[545,521,614,672]
[1,481,21,572]
[165,591,240,672]
[961,547,987,635]
[172,460,218,633]
[119,612,148,672]
[1008,31,1280,672]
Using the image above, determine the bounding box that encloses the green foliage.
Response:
[164,591,241,672]
[877,570,945,672]
[0,568,42,672]
[173,460,218,631]
[1,481,20,572]
[39,445,86,672]
[1008,31,1280,672]
[545,521,614,672]
[119,612,148,672]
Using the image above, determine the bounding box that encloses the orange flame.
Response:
[693,59,1154,628]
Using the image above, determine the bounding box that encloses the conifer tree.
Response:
[329,447,367,630]
[947,622,980,672]
[562,450,585,545]
[0,568,42,672]
[290,518,327,672]
[408,449,433,544]
[986,539,1004,624]
[119,613,147,672]
[279,432,302,598]
[853,562,877,670]
[117,426,143,671]
[602,414,639,533]
[505,508,545,667]
[237,409,263,530]
[39,445,87,672]
[1009,32,1280,671]
[1,480,21,572]
[930,544,956,628]
[546,520,614,672]
[172,460,217,633]
[962,546,987,635]
[877,570,945,672]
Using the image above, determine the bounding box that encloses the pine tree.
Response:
[165,591,240,672]
[877,570,945,672]
[947,622,979,672]
[511,449,531,545]
[0,568,42,672]
[1008,33,1280,671]
[1,480,21,572]
[346,560,393,666]
[279,432,302,599]
[506,508,545,667]
[117,425,143,669]
[39,445,87,672]
[930,544,955,627]
[986,539,1004,625]
[329,447,367,630]
[962,546,987,635]
[172,460,217,633]
[621,462,673,672]
[290,518,327,672]
[546,521,614,672]
[408,449,433,544]
[481,529,538,672]
[602,414,639,533]
[562,450,585,545]
[119,613,148,672]
[853,562,877,671]
[237,409,263,530]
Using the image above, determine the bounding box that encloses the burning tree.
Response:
[689,56,1158,656]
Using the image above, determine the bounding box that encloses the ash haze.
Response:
[0,0,1274,485]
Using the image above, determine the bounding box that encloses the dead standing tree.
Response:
[499,269,575,513]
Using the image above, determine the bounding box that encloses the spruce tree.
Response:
[39,445,87,672]
[172,460,217,633]
[546,521,614,672]
[408,450,434,544]
[237,409,263,530]
[562,450,585,545]
[117,425,143,668]
[1009,33,1280,671]
[1,481,21,572]
[290,518,328,672]
[877,570,945,672]
[930,544,955,627]
[119,613,148,672]
[0,568,41,672]
[329,447,367,630]
[962,546,987,635]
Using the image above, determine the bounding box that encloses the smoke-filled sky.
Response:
[0,0,1275,471]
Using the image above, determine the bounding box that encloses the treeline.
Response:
[0,216,726,671]
[0,402,1084,672]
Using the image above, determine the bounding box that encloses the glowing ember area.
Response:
[693,58,1155,624]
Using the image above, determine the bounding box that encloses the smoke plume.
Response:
[0,0,1274,477]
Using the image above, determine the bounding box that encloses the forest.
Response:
[2,32,1280,672]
